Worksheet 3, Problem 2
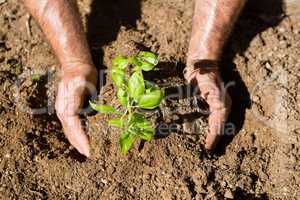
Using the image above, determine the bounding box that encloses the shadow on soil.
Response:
[235,187,269,200]
[216,0,285,155]
[87,0,141,69]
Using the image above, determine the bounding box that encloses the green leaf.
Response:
[89,101,118,114]
[138,130,154,141]
[129,116,154,141]
[112,56,129,69]
[137,51,159,71]
[140,62,155,72]
[129,113,145,124]
[138,51,158,65]
[111,68,126,88]
[119,131,136,155]
[136,118,153,133]
[130,56,142,68]
[137,119,153,131]
[128,71,145,101]
[108,118,124,128]
[117,88,128,106]
[138,89,164,109]
[145,81,157,93]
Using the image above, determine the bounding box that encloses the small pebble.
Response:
[172,114,180,121]
[224,189,234,199]
[129,187,134,193]
[100,178,108,185]
[252,95,259,102]
[278,27,285,33]
[265,62,272,71]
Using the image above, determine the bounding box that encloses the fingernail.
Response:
[83,148,90,158]
[78,145,90,158]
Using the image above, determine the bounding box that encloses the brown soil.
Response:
[0,0,299,199]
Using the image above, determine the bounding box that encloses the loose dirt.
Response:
[0,0,299,199]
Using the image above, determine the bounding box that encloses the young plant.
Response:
[90,51,164,155]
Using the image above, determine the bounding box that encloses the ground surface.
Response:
[0,0,299,199]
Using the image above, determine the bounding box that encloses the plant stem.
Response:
[120,109,128,120]
[128,105,132,121]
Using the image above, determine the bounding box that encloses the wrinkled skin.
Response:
[192,70,232,149]
[23,0,245,157]
[187,0,245,149]
[55,64,97,157]
[23,0,97,157]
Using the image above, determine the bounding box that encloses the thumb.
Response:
[60,115,91,157]
[204,92,230,150]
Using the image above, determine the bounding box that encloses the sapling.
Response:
[90,51,164,155]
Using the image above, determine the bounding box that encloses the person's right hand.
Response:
[55,64,97,157]
[184,63,231,150]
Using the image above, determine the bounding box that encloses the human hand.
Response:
[184,61,232,150]
[23,0,98,157]
[55,64,97,157]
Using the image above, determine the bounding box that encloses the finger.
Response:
[60,115,91,157]
[55,78,91,156]
[205,109,224,149]
[205,92,228,150]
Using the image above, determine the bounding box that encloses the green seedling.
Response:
[90,51,164,155]
[31,74,41,82]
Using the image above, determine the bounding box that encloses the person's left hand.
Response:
[55,64,97,157]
